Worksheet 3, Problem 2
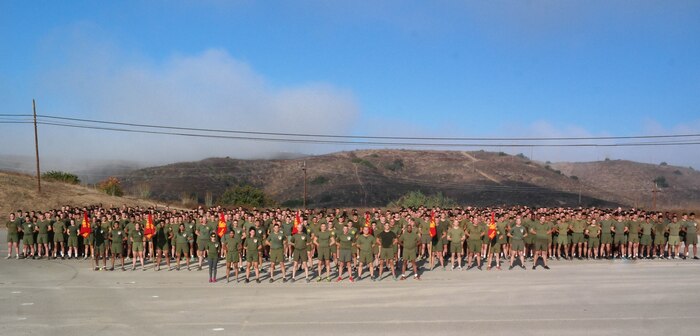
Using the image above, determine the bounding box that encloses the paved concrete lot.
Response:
[1,230,698,336]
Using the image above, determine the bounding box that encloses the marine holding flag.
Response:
[144,213,156,260]
[217,213,227,238]
[80,212,93,260]
[485,212,503,270]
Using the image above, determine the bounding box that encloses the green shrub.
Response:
[310,176,329,185]
[42,171,80,184]
[387,191,457,209]
[653,176,669,188]
[384,159,404,172]
[219,185,274,207]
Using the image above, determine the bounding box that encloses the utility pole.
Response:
[652,182,659,211]
[578,184,582,206]
[33,99,41,193]
[302,160,307,209]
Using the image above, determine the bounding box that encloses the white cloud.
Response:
[22,26,359,166]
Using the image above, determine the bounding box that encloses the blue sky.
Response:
[1,1,700,168]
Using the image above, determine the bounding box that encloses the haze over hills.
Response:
[113,149,700,209]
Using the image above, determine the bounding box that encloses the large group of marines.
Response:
[5,205,699,283]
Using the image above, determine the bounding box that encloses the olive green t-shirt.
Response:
[36,220,50,234]
[336,232,354,250]
[533,222,550,239]
[571,220,586,233]
[511,225,526,240]
[356,235,375,253]
[53,221,66,235]
[641,222,653,235]
[683,220,698,235]
[400,231,419,250]
[206,240,220,260]
[6,219,21,235]
[291,233,309,251]
[267,232,286,250]
[466,225,482,241]
[244,236,262,257]
[315,231,333,248]
[587,225,600,237]
[613,221,627,235]
[224,234,239,252]
[449,227,466,242]
[668,222,681,236]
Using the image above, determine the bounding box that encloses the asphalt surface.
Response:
[1,229,699,336]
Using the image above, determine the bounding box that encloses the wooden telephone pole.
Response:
[302,161,307,209]
[651,182,659,211]
[33,99,41,193]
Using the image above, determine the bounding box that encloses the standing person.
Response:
[224,230,241,283]
[312,222,334,282]
[355,226,376,281]
[109,221,126,271]
[195,218,212,271]
[640,217,654,259]
[431,213,449,270]
[244,228,262,283]
[600,214,614,259]
[336,225,355,282]
[130,223,145,271]
[570,214,586,259]
[67,219,79,259]
[667,216,682,259]
[485,218,504,271]
[627,215,641,259]
[377,223,399,281]
[35,214,50,259]
[399,223,421,280]
[51,216,66,259]
[154,220,172,271]
[290,225,311,283]
[682,213,698,259]
[93,219,109,271]
[6,213,21,259]
[586,219,601,259]
[175,224,192,271]
[206,233,220,283]
[447,220,466,270]
[265,224,287,283]
[465,219,483,270]
[653,217,668,259]
[508,217,527,270]
[125,217,136,261]
[555,218,570,260]
[530,216,551,270]
[21,217,36,259]
[612,215,629,259]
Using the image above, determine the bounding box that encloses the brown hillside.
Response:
[552,160,700,210]
[120,149,626,208]
[0,171,163,216]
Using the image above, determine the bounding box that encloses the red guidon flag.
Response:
[429,210,437,238]
[79,212,91,238]
[364,212,373,235]
[487,212,497,241]
[144,214,156,239]
[217,213,227,237]
[292,210,301,235]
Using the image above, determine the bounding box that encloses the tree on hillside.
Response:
[219,185,274,207]
[97,177,124,196]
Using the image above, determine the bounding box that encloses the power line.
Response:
[30,120,700,148]
[29,114,700,142]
